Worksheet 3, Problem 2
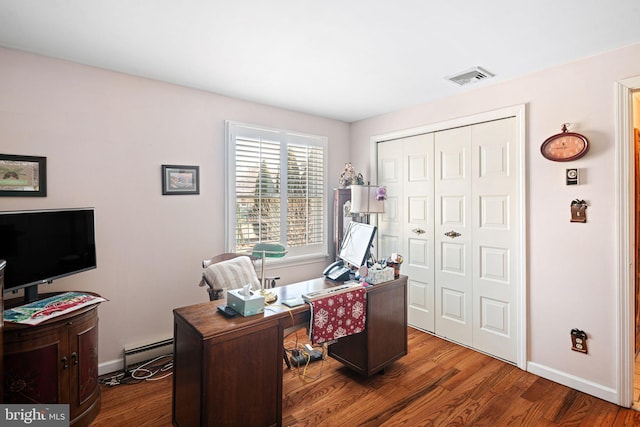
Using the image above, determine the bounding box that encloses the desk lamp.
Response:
[252,242,287,303]
[350,184,385,223]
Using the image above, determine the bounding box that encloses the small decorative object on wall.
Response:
[0,154,47,197]
[570,199,587,223]
[339,162,364,188]
[541,123,589,162]
[566,168,579,185]
[162,164,200,195]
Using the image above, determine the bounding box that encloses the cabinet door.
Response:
[328,277,408,376]
[68,309,99,419]
[366,279,408,373]
[202,322,281,426]
[3,324,68,404]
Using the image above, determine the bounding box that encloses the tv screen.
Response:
[0,208,97,302]
[338,222,377,268]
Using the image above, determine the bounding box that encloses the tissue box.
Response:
[227,288,265,316]
[364,267,395,285]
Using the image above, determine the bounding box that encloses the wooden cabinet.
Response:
[3,298,101,426]
[328,276,408,376]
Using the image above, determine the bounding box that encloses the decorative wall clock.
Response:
[541,124,589,162]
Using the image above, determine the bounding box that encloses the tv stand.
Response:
[3,293,102,426]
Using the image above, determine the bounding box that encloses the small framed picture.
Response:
[162,164,200,195]
[0,154,47,197]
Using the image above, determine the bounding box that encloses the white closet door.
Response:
[404,134,435,331]
[375,115,520,363]
[471,118,518,362]
[378,135,435,331]
[434,127,473,345]
[377,140,403,262]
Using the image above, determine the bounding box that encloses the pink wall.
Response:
[0,47,350,370]
[3,41,640,402]
[350,42,640,402]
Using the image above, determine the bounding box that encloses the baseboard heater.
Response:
[123,338,174,373]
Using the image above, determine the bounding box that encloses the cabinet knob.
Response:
[412,228,426,235]
[61,356,68,369]
[71,352,78,365]
[444,230,462,238]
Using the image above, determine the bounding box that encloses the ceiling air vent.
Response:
[446,66,495,86]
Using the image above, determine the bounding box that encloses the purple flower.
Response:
[376,186,387,201]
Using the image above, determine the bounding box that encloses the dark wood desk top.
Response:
[173,277,326,339]
[173,276,406,340]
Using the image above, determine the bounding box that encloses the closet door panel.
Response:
[404,134,435,331]
[435,127,472,345]
[471,117,518,362]
[378,134,435,332]
[377,141,403,259]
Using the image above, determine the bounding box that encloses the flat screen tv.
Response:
[0,208,97,303]
[338,222,377,268]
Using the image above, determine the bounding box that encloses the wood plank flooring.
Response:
[92,328,640,426]
[635,351,640,409]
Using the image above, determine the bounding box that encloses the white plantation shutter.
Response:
[226,121,327,258]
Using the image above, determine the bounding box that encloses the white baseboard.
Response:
[99,358,125,376]
[527,361,619,405]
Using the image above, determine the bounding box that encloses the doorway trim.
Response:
[617,76,640,407]
[368,103,527,370]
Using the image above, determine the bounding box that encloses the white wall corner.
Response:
[615,76,640,408]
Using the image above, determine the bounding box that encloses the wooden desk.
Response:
[172,275,407,427]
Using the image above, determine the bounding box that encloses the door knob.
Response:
[444,230,461,238]
[412,228,426,235]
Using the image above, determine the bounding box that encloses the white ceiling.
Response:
[1,1,639,122]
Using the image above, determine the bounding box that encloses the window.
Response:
[225,121,327,260]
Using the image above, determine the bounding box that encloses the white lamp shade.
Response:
[351,185,384,214]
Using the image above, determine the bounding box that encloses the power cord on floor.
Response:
[99,353,173,387]
[284,341,328,383]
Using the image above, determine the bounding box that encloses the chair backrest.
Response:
[202,253,255,269]
[199,254,261,301]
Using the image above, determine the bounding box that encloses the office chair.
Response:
[199,253,262,301]
[198,252,299,369]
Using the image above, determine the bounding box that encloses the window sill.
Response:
[257,253,329,269]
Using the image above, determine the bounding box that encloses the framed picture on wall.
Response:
[0,154,47,197]
[162,164,200,195]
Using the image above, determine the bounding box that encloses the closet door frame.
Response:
[369,104,527,370]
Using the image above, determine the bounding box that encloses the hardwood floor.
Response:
[93,328,640,426]
[635,351,640,407]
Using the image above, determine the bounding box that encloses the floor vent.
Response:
[447,66,495,86]
[123,338,173,372]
